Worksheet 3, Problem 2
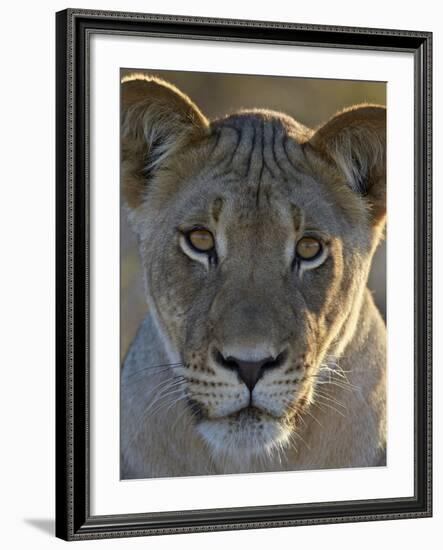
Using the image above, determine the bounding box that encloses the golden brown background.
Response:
[120,69,387,361]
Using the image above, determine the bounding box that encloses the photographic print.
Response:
[120,69,387,480]
[56,9,431,540]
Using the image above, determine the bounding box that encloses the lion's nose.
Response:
[213,349,287,392]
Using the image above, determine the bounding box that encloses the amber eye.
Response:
[295,237,322,261]
[187,228,215,253]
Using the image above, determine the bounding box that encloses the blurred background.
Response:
[120,68,386,362]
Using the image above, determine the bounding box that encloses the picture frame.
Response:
[55,8,432,541]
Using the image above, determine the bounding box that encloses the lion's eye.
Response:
[187,228,215,253]
[295,237,322,260]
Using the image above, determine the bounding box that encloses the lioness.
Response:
[121,75,386,478]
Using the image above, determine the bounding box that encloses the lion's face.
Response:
[122,76,386,464]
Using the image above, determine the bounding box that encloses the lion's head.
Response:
[121,75,386,465]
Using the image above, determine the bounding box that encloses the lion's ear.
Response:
[307,105,386,229]
[121,75,209,208]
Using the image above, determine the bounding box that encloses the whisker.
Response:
[124,362,185,379]
[307,372,360,392]
[122,375,185,406]
[312,398,346,418]
[171,400,202,432]
[313,389,347,409]
[133,378,186,420]
[164,393,189,416]
[303,408,324,428]
[289,429,311,451]
[149,388,187,418]
[321,380,360,393]
[127,375,186,399]
[126,379,188,448]
[294,411,307,428]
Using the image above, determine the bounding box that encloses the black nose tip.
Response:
[214,349,287,391]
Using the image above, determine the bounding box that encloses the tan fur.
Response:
[120,75,386,478]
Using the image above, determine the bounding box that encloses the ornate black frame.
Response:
[55,8,432,541]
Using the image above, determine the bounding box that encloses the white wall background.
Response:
[0,0,440,548]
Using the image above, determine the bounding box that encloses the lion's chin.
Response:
[195,408,293,471]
